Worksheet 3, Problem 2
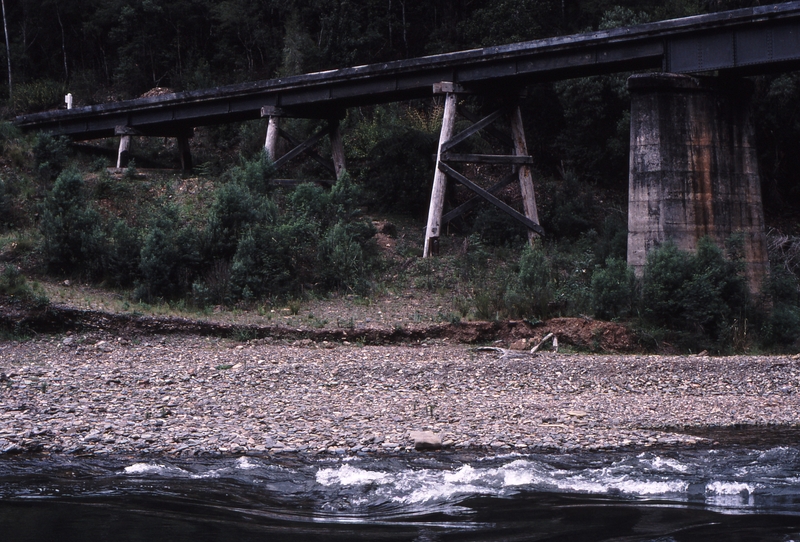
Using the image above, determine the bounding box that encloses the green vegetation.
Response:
[0,264,48,307]
[0,1,798,353]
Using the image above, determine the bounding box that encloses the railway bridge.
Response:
[15,2,800,289]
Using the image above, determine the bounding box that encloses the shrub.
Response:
[363,127,437,216]
[538,177,596,240]
[0,177,11,231]
[204,180,271,260]
[549,238,595,316]
[317,220,378,294]
[289,172,364,226]
[641,238,749,349]
[593,213,628,265]
[455,234,491,282]
[0,122,27,169]
[761,303,800,348]
[504,246,554,319]
[192,260,233,307]
[39,169,105,276]
[229,219,318,300]
[11,80,66,114]
[104,220,142,287]
[137,207,200,300]
[33,133,72,181]
[226,152,276,195]
[759,267,800,348]
[0,265,48,307]
[592,257,636,319]
[471,207,528,247]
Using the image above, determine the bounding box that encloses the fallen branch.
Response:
[470,346,533,359]
[530,333,558,353]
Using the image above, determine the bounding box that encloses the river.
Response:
[3,440,800,541]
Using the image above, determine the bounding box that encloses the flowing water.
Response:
[3,443,800,541]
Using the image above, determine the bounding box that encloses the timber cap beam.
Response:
[261,105,346,120]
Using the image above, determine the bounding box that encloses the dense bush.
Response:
[33,133,72,181]
[538,177,596,240]
[229,219,318,300]
[194,165,379,303]
[471,207,528,248]
[104,220,142,287]
[363,127,437,216]
[39,169,105,277]
[0,177,11,231]
[592,257,636,320]
[761,303,800,348]
[203,180,271,261]
[10,80,66,114]
[318,221,378,294]
[136,206,200,301]
[0,265,48,307]
[759,268,800,348]
[503,245,554,320]
[641,238,750,350]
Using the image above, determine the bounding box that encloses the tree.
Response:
[1,0,10,99]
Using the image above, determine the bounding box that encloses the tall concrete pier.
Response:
[627,73,768,293]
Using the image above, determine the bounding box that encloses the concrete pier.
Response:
[627,73,768,293]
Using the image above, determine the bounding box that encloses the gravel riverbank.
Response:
[2,334,799,457]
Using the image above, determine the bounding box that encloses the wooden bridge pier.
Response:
[261,106,346,183]
[114,126,194,171]
[423,82,544,257]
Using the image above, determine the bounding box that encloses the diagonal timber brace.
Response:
[438,162,545,237]
[442,170,519,225]
[262,106,346,183]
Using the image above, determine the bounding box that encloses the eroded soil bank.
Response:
[0,299,638,352]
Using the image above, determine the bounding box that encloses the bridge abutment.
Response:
[627,73,768,293]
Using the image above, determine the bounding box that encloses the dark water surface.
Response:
[3,444,800,541]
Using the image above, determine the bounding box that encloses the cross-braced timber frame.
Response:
[261,106,346,186]
[423,82,544,257]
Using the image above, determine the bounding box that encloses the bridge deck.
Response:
[14,2,800,140]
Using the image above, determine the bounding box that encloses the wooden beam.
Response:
[424,91,458,257]
[457,105,514,148]
[261,105,345,120]
[273,126,328,171]
[116,135,131,168]
[265,116,280,161]
[178,135,193,171]
[442,170,519,224]
[433,82,471,94]
[329,119,347,179]
[261,106,287,118]
[440,153,533,164]
[114,125,142,136]
[440,108,506,153]
[438,162,545,237]
[511,105,542,243]
[277,128,336,175]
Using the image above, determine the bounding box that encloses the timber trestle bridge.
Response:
[14,3,800,261]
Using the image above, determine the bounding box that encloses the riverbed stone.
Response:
[410,431,442,451]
